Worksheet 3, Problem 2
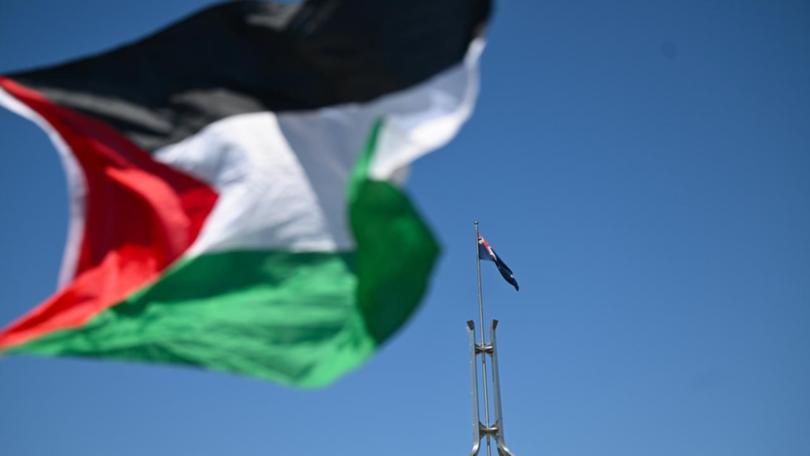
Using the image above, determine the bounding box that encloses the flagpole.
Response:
[474,221,494,456]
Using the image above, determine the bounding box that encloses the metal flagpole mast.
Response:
[474,221,494,456]
[469,221,516,456]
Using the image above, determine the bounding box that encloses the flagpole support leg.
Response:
[490,320,516,456]
[468,320,517,456]
[468,320,483,456]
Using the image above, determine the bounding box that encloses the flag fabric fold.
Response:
[0,0,490,387]
[478,235,520,291]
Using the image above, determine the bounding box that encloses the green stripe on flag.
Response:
[12,250,374,386]
[350,120,441,344]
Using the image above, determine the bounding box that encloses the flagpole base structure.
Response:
[468,320,516,456]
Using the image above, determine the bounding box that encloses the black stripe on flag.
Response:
[7,0,491,153]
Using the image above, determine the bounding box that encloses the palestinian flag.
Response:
[0,0,490,387]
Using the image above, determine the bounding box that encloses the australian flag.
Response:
[478,235,519,291]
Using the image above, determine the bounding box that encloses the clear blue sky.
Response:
[1,1,809,455]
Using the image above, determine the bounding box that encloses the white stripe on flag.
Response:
[151,39,486,256]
